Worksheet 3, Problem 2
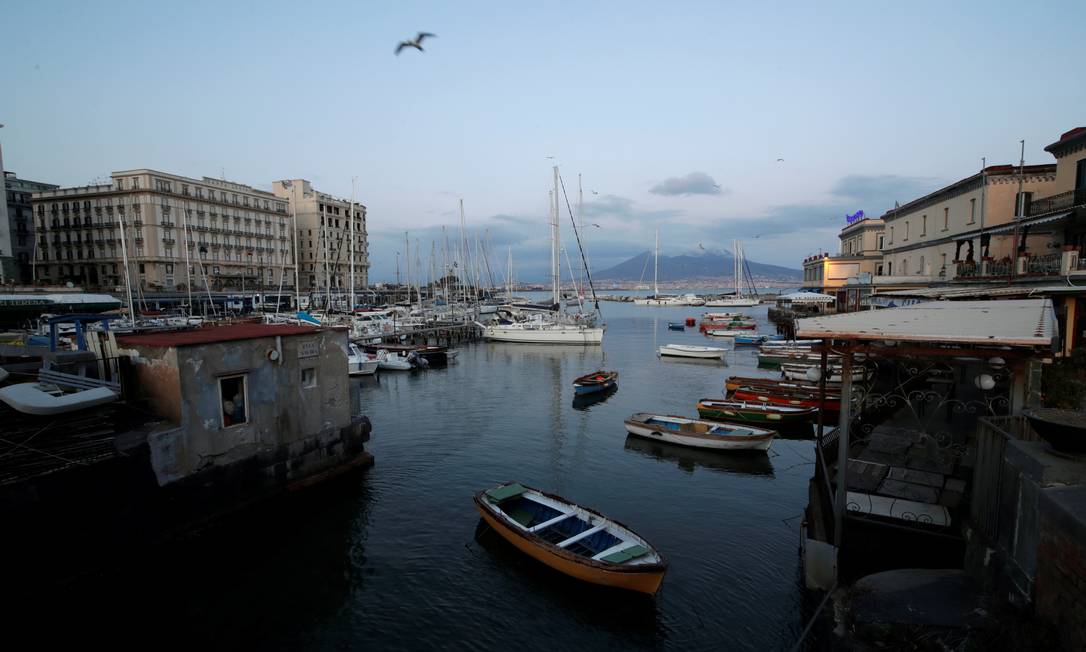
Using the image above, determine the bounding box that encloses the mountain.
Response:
[592,251,800,282]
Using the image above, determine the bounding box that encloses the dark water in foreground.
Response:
[33,301,819,650]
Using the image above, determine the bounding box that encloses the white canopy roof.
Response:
[796,298,1057,348]
[780,292,836,304]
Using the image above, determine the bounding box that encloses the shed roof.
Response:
[796,299,1056,347]
[117,323,320,348]
[781,291,836,304]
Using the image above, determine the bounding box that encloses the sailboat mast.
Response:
[348,177,356,313]
[116,209,136,321]
[552,166,561,307]
[654,229,659,297]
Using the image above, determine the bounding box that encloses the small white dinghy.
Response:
[347,343,379,376]
[658,344,726,360]
[0,382,118,416]
[375,349,413,371]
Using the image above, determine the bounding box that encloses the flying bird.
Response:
[698,243,705,250]
[776,158,785,162]
[591,190,599,195]
[396,32,436,55]
[591,223,601,228]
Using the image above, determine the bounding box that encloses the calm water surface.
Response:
[45,298,818,650]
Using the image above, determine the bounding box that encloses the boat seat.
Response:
[485,483,528,504]
[598,544,651,564]
[557,523,606,549]
[527,511,576,533]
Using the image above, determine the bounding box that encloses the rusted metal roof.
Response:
[116,323,320,348]
[796,299,1056,348]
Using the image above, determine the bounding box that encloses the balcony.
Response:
[1026,188,1086,217]
[1025,252,1063,275]
[160,221,175,228]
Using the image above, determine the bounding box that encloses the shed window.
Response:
[301,367,317,388]
[219,374,248,427]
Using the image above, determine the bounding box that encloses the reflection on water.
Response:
[624,435,776,477]
[571,385,618,410]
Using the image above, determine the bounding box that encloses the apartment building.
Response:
[32,170,295,291]
[272,179,368,294]
[4,172,58,284]
[878,164,1056,283]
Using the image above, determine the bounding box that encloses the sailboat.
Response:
[480,167,605,344]
[634,230,684,306]
[705,240,760,307]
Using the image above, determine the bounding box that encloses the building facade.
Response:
[802,216,885,293]
[878,164,1056,285]
[4,172,58,284]
[272,179,369,297]
[32,170,295,292]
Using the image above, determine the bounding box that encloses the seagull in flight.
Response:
[591,190,599,195]
[776,158,785,162]
[396,32,436,55]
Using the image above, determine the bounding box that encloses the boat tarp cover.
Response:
[485,483,528,503]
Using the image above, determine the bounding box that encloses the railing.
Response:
[1026,252,1062,275]
[1078,256,1086,272]
[970,416,1040,543]
[956,261,979,278]
[987,259,1013,276]
[1026,188,1086,216]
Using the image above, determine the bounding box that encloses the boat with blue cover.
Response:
[667,322,685,331]
[474,482,668,594]
[623,413,775,451]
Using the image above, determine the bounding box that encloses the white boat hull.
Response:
[705,298,760,307]
[658,345,725,359]
[348,359,380,376]
[482,325,604,344]
[624,421,772,451]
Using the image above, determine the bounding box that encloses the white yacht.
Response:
[704,240,760,307]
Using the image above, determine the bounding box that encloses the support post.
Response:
[834,347,854,547]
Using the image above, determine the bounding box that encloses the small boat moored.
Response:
[347,343,380,376]
[696,398,818,424]
[658,344,726,360]
[667,322,685,331]
[573,370,619,395]
[474,482,668,595]
[624,413,775,451]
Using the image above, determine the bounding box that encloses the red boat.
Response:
[685,317,696,327]
[700,321,756,332]
[732,389,841,412]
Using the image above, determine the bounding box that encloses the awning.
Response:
[780,291,836,304]
[973,211,1073,237]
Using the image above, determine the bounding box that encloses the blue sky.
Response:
[4,1,1085,281]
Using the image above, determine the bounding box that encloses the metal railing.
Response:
[1026,188,1086,216]
[970,416,1040,542]
[1026,252,1062,275]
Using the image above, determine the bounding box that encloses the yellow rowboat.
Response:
[474,482,668,595]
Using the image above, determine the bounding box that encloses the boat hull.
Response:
[623,418,773,451]
[482,325,604,344]
[658,345,724,359]
[696,401,817,424]
[473,492,667,595]
[348,359,379,376]
[731,390,841,412]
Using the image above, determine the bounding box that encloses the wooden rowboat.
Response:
[697,398,818,424]
[573,370,618,395]
[724,376,839,394]
[624,413,775,451]
[474,482,668,595]
[731,389,841,412]
[667,322,686,331]
[659,344,726,359]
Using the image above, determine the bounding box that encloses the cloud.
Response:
[650,172,727,196]
[831,175,945,210]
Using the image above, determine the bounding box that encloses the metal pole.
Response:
[349,177,356,313]
[180,199,194,314]
[834,347,854,547]
[290,182,301,311]
[1011,140,1025,281]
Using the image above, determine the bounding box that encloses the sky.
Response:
[4,1,1085,282]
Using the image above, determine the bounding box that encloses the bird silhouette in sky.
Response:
[396,32,436,55]
[591,223,601,228]
[591,190,599,195]
[776,158,785,162]
[698,243,705,250]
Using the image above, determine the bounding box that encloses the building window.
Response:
[1015,191,1033,217]
[889,226,894,244]
[919,256,925,275]
[905,221,910,240]
[876,263,884,276]
[301,367,317,389]
[969,198,976,224]
[921,215,926,236]
[877,235,884,250]
[943,207,949,231]
[219,374,248,427]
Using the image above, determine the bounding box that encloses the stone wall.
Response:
[1035,486,1086,650]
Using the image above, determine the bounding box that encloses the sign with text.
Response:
[846,210,865,224]
[297,340,319,359]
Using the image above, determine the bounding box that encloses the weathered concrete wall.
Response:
[124,345,182,423]
[1035,486,1086,651]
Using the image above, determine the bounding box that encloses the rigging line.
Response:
[557,171,601,317]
